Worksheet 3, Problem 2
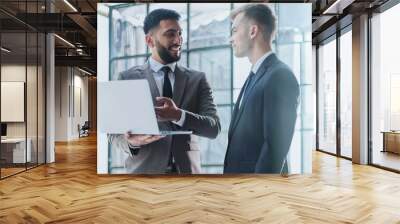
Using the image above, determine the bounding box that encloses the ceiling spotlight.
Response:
[1,47,11,53]
[63,0,78,12]
[322,0,354,15]
[54,34,75,48]
[78,67,92,76]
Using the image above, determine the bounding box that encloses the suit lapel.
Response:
[228,81,246,139]
[229,54,278,136]
[172,66,187,107]
[143,62,160,104]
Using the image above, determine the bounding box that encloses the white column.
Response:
[46,33,55,163]
[352,14,369,164]
[97,4,110,174]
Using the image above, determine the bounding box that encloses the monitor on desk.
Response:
[1,123,7,138]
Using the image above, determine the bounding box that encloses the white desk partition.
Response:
[1,138,32,163]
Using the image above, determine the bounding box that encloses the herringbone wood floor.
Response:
[1,134,400,223]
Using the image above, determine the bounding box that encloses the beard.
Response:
[155,40,181,64]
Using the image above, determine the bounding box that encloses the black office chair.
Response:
[79,121,90,138]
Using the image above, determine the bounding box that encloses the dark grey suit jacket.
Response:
[110,62,220,174]
[224,53,299,174]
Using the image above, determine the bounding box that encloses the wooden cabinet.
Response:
[382,132,400,154]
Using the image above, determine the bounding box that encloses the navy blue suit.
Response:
[224,53,299,173]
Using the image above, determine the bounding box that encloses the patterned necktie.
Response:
[161,66,173,98]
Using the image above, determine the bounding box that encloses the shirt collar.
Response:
[149,56,177,73]
[251,51,273,74]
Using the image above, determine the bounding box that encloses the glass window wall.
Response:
[0,1,46,179]
[371,3,400,171]
[317,37,337,155]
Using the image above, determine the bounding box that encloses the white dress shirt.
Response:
[251,51,273,74]
[148,57,186,126]
[239,51,273,108]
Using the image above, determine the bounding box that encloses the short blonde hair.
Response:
[230,4,276,41]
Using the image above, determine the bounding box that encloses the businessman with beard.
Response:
[109,9,221,174]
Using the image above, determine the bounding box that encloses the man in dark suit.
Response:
[224,4,299,174]
[110,9,220,174]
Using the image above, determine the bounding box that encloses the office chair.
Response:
[79,121,90,138]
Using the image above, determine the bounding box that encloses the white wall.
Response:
[1,65,26,133]
[1,65,39,137]
[74,71,89,137]
[55,67,89,141]
[55,67,68,141]
[1,63,47,163]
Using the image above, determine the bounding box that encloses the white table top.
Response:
[1,138,27,143]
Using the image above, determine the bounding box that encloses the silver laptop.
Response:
[98,79,192,135]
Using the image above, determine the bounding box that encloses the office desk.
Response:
[382,131,400,154]
[1,138,32,164]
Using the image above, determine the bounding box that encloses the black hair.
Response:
[143,9,181,34]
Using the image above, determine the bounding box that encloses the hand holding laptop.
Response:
[124,131,165,147]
